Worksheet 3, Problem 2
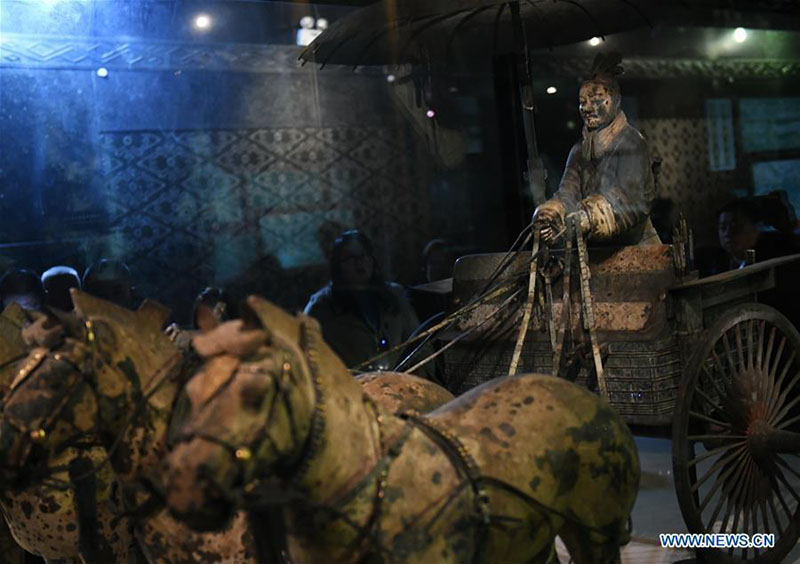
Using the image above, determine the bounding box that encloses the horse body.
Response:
[164,297,640,564]
[0,293,257,563]
[355,372,454,414]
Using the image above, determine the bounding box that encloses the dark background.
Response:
[1,0,799,321]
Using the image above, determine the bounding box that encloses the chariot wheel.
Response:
[673,303,800,563]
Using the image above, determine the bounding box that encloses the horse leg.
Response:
[558,522,621,564]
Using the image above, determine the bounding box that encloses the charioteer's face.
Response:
[579,81,616,130]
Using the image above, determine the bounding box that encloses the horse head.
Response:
[164,296,320,531]
[0,290,179,487]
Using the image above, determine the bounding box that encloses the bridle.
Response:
[171,316,418,563]
[0,318,183,486]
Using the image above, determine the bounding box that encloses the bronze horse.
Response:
[0,304,135,563]
[0,294,455,563]
[0,292,257,563]
[164,297,640,563]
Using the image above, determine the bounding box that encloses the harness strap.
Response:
[509,230,541,376]
[574,217,607,398]
[399,411,490,564]
[553,235,573,377]
[69,456,101,562]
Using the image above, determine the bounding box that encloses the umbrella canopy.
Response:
[300,0,800,67]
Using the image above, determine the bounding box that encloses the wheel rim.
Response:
[673,304,800,563]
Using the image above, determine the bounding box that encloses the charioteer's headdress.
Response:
[585,52,624,104]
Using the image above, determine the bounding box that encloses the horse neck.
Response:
[292,327,382,503]
[95,350,184,484]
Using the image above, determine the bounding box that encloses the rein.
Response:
[0,319,184,487]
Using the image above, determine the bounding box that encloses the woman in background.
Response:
[305,230,424,374]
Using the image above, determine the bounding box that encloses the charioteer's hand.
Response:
[532,200,566,245]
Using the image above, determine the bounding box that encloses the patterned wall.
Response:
[638,118,738,245]
[0,33,439,322]
[99,126,433,319]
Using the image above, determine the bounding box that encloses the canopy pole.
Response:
[510,1,547,208]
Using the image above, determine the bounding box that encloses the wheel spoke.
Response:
[722,331,738,374]
[711,347,727,377]
[777,413,800,431]
[761,327,776,411]
[769,370,800,426]
[705,484,729,531]
[689,409,730,429]
[747,319,756,371]
[739,508,750,560]
[751,498,761,558]
[692,445,749,495]
[687,434,746,441]
[688,443,746,469]
[775,455,800,483]
[756,320,766,379]
[760,497,771,537]
[769,350,796,416]
[720,456,753,534]
[767,492,786,536]
[697,446,749,510]
[735,324,746,373]
[770,335,788,382]
[773,464,800,504]
[767,470,793,517]
[763,326,777,375]
[700,362,728,405]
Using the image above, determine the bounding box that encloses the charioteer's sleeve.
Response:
[536,143,583,222]
[579,133,654,241]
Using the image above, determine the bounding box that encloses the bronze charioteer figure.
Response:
[534,53,659,247]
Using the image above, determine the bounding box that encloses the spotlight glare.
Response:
[194,13,212,30]
[546,86,557,95]
[589,36,601,46]
[733,27,747,43]
[96,67,109,78]
[426,109,436,118]
[386,74,396,83]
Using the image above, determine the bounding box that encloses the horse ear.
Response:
[2,302,28,328]
[244,296,301,345]
[137,299,172,331]
[71,289,111,319]
[0,308,28,365]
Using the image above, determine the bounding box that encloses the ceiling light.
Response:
[733,27,747,43]
[589,37,601,47]
[194,14,212,30]
[96,67,109,78]
[386,74,396,83]
[546,86,557,95]
[426,109,436,118]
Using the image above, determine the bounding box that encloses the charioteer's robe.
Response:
[549,111,660,246]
